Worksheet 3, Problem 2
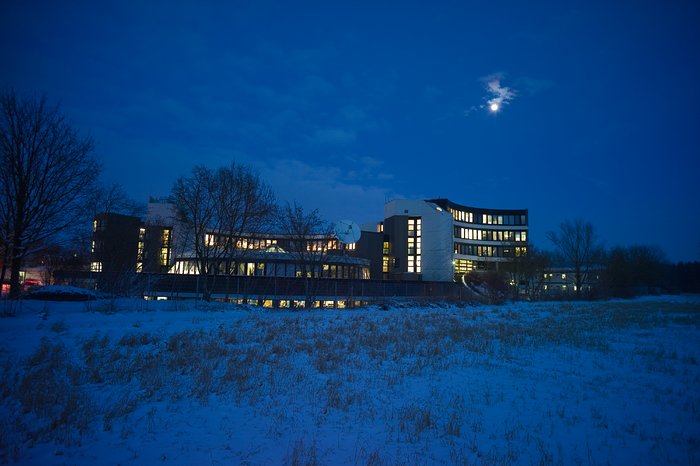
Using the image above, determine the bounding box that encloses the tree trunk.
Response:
[9,249,22,298]
[0,247,8,296]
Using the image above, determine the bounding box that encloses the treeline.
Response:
[480,220,699,303]
[602,246,699,297]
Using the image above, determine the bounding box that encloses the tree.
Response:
[171,163,275,300]
[277,202,333,308]
[605,245,668,297]
[546,219,603,297]
[0,91,99,298]
[503,246,551,300]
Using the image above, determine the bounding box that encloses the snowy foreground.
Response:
[1,296,699,465]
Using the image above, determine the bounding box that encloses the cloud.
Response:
[257,158,392,224]
[482,73,517,110]
[465,73,518,116]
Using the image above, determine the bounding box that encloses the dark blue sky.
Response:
[2,0,699,261]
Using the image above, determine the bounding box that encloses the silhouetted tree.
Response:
[171,163,275,300]
[605,245,668,297]
[504,246,551,300]
[0,91,99,298]
[277,202,333,308]
[546,219,603,298]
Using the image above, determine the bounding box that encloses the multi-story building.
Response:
[91,202,381,282]
[378,199,528,282]
[91,213,172,276]
[90,198,527,296]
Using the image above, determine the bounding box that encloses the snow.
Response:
[1,296,699,464]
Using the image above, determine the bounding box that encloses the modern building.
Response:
[91,203,381,283]
[88,198,527,301]
[377,199,528,283]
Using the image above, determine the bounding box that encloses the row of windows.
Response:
[307,239,340,252]
[449,209,474,223]
[482,214,527,226]
[407,217,422,237]
[407,237,422,255]
[454,227,527,242]
[204,234,280,250]
[448,209,527,226]
[454,243,528,257]
[454,259,478,274]
[171,260,370,279]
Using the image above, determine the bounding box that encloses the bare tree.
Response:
[88,182,144,218]
[277,202,333,308]
[0,91,99,298]
[546,219,602,297]
[171,163,275,300]
[503,246,551,300]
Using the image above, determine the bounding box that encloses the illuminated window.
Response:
[160,248,169,266]
[407,217,422,273]
[205,234,215,247]
[90,261,102,272]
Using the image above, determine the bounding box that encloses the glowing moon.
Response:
[489,103,499,112]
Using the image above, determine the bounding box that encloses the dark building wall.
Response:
[142,226,171,273]
[351,230,383,279]
[92,213,141,275]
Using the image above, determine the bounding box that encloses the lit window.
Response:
[90,261,102,272]
[205,234,215,247]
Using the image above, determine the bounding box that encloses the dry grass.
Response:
[1,298,698,463]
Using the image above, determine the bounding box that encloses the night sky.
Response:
[2,1,699,262]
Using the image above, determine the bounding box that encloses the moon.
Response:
[489,103,499,112]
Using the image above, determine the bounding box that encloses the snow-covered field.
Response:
[1,295,699,465]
